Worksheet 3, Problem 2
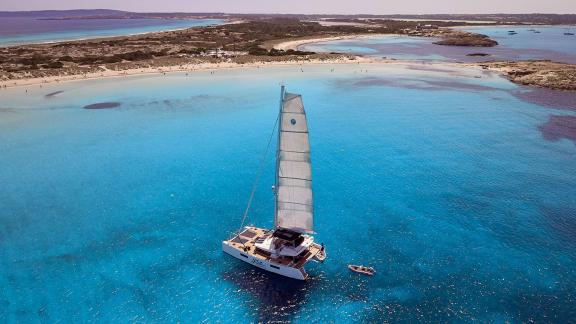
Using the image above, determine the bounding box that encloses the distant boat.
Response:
[508,31,518,35]
[564,32,575,36]
[222,86,326,280]
[348,265,376,275]
[533,31,541,33]
[565,27,575,35]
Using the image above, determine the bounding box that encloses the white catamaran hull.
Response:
[222,241,308,280]
[223,87,325,281]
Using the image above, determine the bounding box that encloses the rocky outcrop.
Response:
[434,32,498,47]
[477,60,576,91]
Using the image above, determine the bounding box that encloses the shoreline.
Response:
[3,56,575,92]
[265,34,394,51]
[267,27,499,51]
[0,56,392,89]
[0,18,228,49]
[466,60,576,91]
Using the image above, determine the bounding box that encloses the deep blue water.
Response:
[301,25,576,63]
[0,64,575,322]
[0,17,223,47]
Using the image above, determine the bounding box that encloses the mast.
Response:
[274,85,285,229]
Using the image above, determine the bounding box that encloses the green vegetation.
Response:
[43,61,64,69]
[59,55,74,62]
[248,46,315,56]
[0,16,495,77]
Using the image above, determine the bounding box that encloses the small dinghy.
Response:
[348,265,376,276]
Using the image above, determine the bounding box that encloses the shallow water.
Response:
[0,18,223,47]
[301,25,576,63]
[1,64,575,322]
[462,25,576,63]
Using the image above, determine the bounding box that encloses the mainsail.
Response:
[275,87,314,234]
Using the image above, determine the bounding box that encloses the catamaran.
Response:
[222,86,326,280]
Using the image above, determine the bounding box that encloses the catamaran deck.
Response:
[225,226,322,268]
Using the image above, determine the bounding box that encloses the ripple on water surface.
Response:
[0,65,575,322]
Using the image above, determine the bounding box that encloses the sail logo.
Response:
[291,119,296,125]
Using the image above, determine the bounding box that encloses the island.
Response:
[1,13,575,92]
[0,17,494,83]
[433,32,498,47]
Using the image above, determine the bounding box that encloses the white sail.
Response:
[221,87,326,281]
[275,90,314,234]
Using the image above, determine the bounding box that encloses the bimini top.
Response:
[272,228,302,241]
[275,89,314,234]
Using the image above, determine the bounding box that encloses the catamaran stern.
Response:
[222,226,326,280]
[222,239,308,280]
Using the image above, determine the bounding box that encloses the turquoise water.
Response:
[0,18,224,47]
[462,25,576,63]
[1,64,575,322]
[302,25,576,63]
[303,36,448,61]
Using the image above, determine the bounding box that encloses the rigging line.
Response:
[237,112,280,237]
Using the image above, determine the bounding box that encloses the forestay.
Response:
[275,91,314,234]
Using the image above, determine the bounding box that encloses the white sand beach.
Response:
[266,34,391,51]
[0,56,388,89]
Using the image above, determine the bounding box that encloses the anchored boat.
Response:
[222,86,326,280]
[348,265,376,276]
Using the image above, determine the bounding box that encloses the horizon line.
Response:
[1,8,576,15]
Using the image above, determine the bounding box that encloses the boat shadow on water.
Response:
[221,263,319,322]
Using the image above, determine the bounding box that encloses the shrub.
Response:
[18,55,51,66]
[102,56,123,63]
[117,51,153,61]
[77,56,99,65]
[248,46,269,56]
[46,61,64,69]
